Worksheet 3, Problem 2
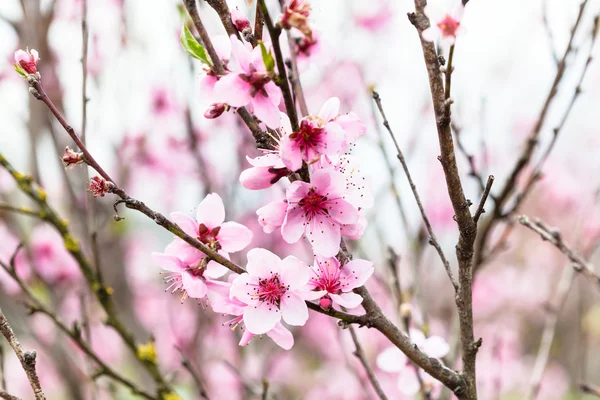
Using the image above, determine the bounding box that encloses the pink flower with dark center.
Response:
[14,48,39,75]
[281,168,359,257]
[166,193,252,270]
[61,146,84,169]
[229,248,322,334]
[214,37,282,128]
[422,4,464,45]
[308,256,374,309]
[88,176,113,197]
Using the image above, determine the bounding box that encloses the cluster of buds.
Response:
[13,48,40,79]
[281,0,312,41]
[230,8,253,43]
[88,176,114,198]
[61,147,85,169]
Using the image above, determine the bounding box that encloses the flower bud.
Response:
[88,176,113,198]
[61,146,84,169]
[319,296,332,310]
[14,48,40,75]
[281,0,312,40]
[204,103,228,119]
[231,7,251,34]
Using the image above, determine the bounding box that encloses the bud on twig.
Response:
[62,146,85,169]
[88,176,114,198]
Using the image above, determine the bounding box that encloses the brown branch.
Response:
[0,308,46,399]
[348,326,389,400]
[408,2,479,397]
[0,392,21,400]
[473,175,494,223]
[581,383,600,398]
[177,347,209,399]
[451,122,486,194]
[372,90,458,291]
[517,215,600,287]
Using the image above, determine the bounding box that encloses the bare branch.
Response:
[473,176,494,223]
[348,326,389,400]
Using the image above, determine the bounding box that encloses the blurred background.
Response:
[1,0,600,398]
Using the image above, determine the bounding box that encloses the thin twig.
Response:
[517,215,600,287]
[541,0,560,65]
[177,347,209,399]
[0,392,21,400]
[348,326,389,400]
[372,90,458,291]
[473,176,494,223]
[0,308,46,399]
[0,345,5,391]
[450,122,486,194]
[581,383,600,397]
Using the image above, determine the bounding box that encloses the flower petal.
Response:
[340,259,374,290]
[218,221,252,252]
[266,323,294,350]
[376,347,405,372]
[280,292,309,326]
[281,206,306,244]
[170,212,199,237]
[280,256,310,289]
[214,73,251,107]
[165,239,203,265]
[423,336,450,358]
[251,92,281,129]
[182,272,208,299]
[246,248,282,277]
[151,252,184,273]
[196,193,226,228]
[318,97,340,121]
[244,303,280,334]
[306,215,341,257]
[330,292,363,309]
[329,198,359,225]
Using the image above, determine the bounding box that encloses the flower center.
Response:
[298,188,329,220]
[311,261,343,293]
[254,274,288,307]
[289,118,325,158]
[437,15,460,38]
[239,65,271,98]
[198,223,222,250]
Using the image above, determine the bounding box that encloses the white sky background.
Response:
[0,0,599,265]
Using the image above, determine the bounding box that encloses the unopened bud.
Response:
[88,176,113,198]
[62,146,85,169]
[204,103,228,119]
[319,296,332,310]
[400,302,412,319]
[231,7,252,34]
[14,48,40,75]
[281,0,313,40]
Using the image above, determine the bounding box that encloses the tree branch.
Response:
[348,326,388,400]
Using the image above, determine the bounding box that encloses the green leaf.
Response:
[13,63,26,77]
[258,41,275,73]
[180,25,212,66]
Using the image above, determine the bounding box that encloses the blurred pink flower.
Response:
[150,87,178,117]
[229,248,319,335]
[30,225,80,285]
[14,48,39,74]
[422,3,465,45]
[281,168,360,257]
[215,37,282,128]
[354,2,394,33]
[308,256,374,309]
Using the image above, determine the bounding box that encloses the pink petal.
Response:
[214,73,251,107]
[376,347,405,372]
[218,221,252,252]
[151,252,184,273]
[281,206,306,244]
[318,97,340,121]
[230,273,257,305]
[266,323,294,350]
[330,292,363,309]
[423,336,450,358]
[322,121,345,155]
[244,303,281,334]
[280,292,308,326]
[257,201,287,234]
[182,272,208,299]
[165,239,203,265]
[398,369,421,396]
[340,259,374,290]
[212,35,232,61]
[251,92,281,129]
[230,35,252,72]
[306,215,341,257]
[240,166,276,190]
[30,49,39,62]
[206,257,229,278]
[409,329,427,348]
[170,212,199,237]
[280,134,304,172]
[280,112,293,133]
[341,215,367,240]
[196,193,225,228]
[280,256,310,289]
[246,248,282,277]
[14,49,28,63]
[301,289,327,301]
[421,27,440,42]
[286,181,310,203]
[263,82,282,108]
[246,154,284,167]
[329,198,359,225]
[239,330,255,346]
[335,112,366,145]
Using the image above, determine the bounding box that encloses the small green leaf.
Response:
[180,25,212,66]
[13,63,26,77]
[258,41,275,73]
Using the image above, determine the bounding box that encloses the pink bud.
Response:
[88,176,113,198]
[61,146,84,169]
[319,296,332,310]
[231,7,251,33]
[204,103,227,119]
[14,48,40,75]
[281,0,312,40]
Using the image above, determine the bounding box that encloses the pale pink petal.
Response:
[452,4,465,20]
[281,206,306,244]
[329,198,359,225]
[263,82,282,107]
[30,49,39,62]
[280,256,310,289]
[257,201,287,234]
[322,121,345,155]
[310,168,332,193]
[336,112,366,145]
[280,112,292,133]
[244,303,280,334]
[286,181,310,203]
[182,272,208,299]
[151,252,184,273]
[230,35,252,72]
[301,289,327,300]
[266,323,294,350]
[14,49,28,63]
[330,292,363,309]
[306,215,341,257]
[218,221,252,252]
[251,92,281,129]
[341,215,367,240]
[421,27,440,42]
[409,329,427,348]
[165,239,203,265]
[398,369,421,396]
[170,212,199,236]
[246,248,282,277]
[340,259,374,290]
[196,193,226,228]
[206,256,230,278]
[214,73,251,107]
[212,35,232,61]
[280,134,304,172]
[230,273,257,304]
[246,154,284,167]
[240,166,276,190]
[280,292,308,326]
[318,97,340,121]
[423,336,450,358]
[376,347,405,372]
[239,330,255,346]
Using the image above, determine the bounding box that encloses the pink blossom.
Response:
[88,176,113,197]
[239,154,288,190]
[14,48,39,74]
[150,87,178,117]
[422,3,464,45]
[354,2,394,33]
[377,329,449,396]
[61,146,84,169]
[166,193,252,269]
[281,168,360,257]
[308,256,374,309]
[281,0,312,40]
[197,36,231,101]
[231,7,251,35]
[214,37,282,128]
[30,225,80,285]
[256,200,288,233]
[229,248,321,334]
